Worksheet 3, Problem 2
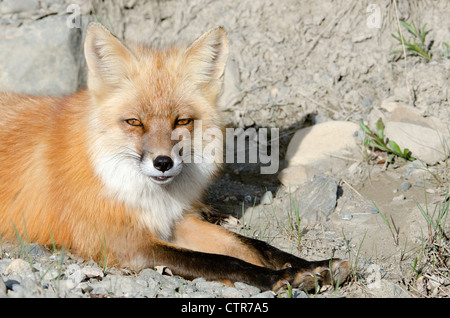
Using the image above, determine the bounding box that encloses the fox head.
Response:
[83,23,228,226]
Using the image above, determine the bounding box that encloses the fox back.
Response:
[0,24,228,265]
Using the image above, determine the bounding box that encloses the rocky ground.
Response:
[0,0,449,298]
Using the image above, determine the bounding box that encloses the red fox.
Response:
[0,23,349,291]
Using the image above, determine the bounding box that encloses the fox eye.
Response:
[125,119,143,127]
[176,118,193,126]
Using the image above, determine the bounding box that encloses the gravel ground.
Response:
[0,243,316,298]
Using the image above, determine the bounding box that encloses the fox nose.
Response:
[153,156,174,172]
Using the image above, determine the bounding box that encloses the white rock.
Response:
[278,164,314,187]
[368,107,387,129]
[260,190,273,205]
[388,105,449,134]
[68,269,86,285]
[380,98,404,112]
[4,259,32,276]
[392,194,406,202]
[40,268,61,283]
[285,121,361,173]
[384,122,449,165]
[66,264,82,275]
[82,266,104,278]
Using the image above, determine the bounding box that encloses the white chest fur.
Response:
[91,144,217,241]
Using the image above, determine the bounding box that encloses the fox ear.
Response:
[84,23,134,92]
[183,27,229,84]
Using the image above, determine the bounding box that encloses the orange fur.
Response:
[0,23,228,268]
[0,90,126,263]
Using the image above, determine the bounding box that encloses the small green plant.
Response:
[391,21,432,62]
[360,118,415,162]
[94,225,109,274]
[287,192,305,248]
[371,200,400,246]
[285,282,293,298]
[417,188,449,246]
[409,187,449,296]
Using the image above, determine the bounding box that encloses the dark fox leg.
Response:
[146,241,294,291]
[163,214,350,291]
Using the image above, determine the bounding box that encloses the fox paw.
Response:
[274,259,350,292]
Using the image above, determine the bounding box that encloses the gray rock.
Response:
[251,291,276,298]
[78,282,93,294]
[39,268,61,284]
[138,268,164,283]
[191,277,206,284]
[189,291,217,298]
[65,263,82,275]
[288,176,338,225]
[0,15,86,96]
[68,269,85,286]
[90,284,109,296]
[109,276,147,297]
[0,0,38,15]
[157,286,179,298]
[137,268,163,293]
[196,280,225,291]
[234,281,260,295]
[27,243,51,258]
[0,259,12,274]
[403,160,428,180]
[0,277,7,296]
[10,281,25,293]
[4,278,21,290]
[292,289,308,298]
[222,286,248,298]
[400,181,412,191]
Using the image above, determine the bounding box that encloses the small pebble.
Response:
[251,291,276,298]
[393,194,406,201]
[401,181,411,192]
[222,287,247,298]
[341,212,353,220]
[260,191,273,205]
[234,281,260,295]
